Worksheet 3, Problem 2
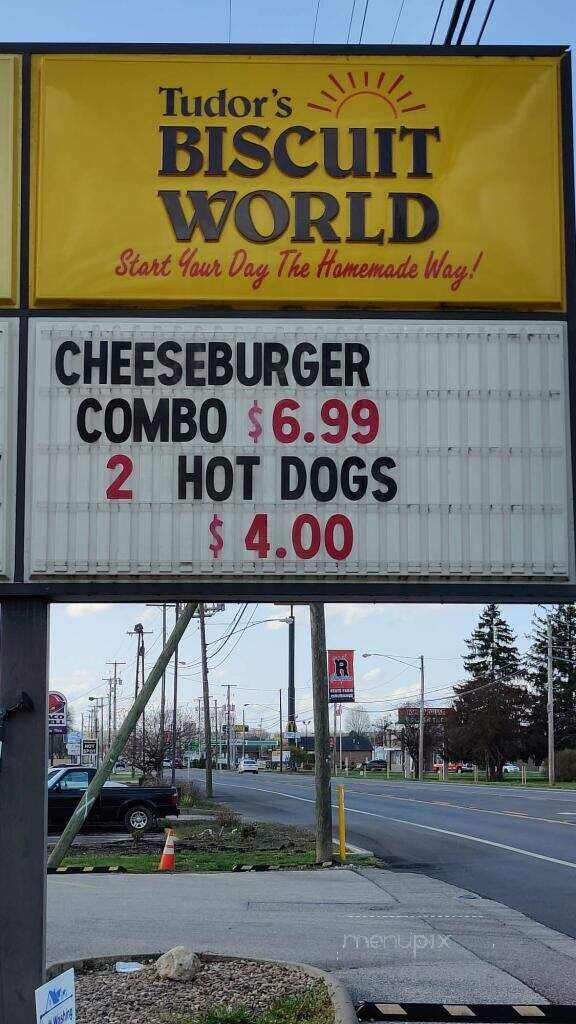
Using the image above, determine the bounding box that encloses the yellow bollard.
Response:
[338,784,347,862]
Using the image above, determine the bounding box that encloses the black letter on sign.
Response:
[158,190,236,242]
[371,456,397,502]
[322,128,369,178]
[399,126,440,178]
[172,400,197,442]
[341,457,368,500]
[291,192,341,243]
[281,457,306,499]
[230,125,271,177]
[159,126,204,175]
[77,398,101,443]
[133,397,169,442]
[310,457,338,502]
[346,192,384,244]
[389,193,438,244]
[235,191,290,243]
[206,457,233,501]
[178,455,203,499]
[55,340,80,385]
[236,456,260,499]
[274,127,317,177]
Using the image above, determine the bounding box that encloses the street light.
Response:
[362,651,426,781]
[242,703,250,760]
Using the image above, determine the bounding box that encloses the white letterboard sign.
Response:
[25,318,572,582]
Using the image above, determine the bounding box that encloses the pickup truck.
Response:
[47,766,180,834]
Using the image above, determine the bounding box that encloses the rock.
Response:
[155,947,201,982]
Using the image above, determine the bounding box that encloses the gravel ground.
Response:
[75,958,322,1024]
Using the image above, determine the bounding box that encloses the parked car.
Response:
[503,762,520,774]
[237,757,258,774]
[47,765,179,834]
[364,759,388,772]
[433,761,474,774]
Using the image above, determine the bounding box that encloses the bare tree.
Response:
[126,707,198,776]
[344,705,371,735]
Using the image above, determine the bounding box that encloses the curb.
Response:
[46,951,357,1024]
[47,866,128,874]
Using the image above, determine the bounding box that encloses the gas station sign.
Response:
[30,54,564,309]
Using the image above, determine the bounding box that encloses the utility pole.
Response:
[103,677,112,749]
[171,603,181,786]
[279,689,283,773]
[222,684,236,770]
[242,704,248,760]
[333,702,337,775]
[106,661,125,738]
[548,614,555,786]
[128,624,151,775]
[213,698,219,769]
[418,655,425,780]
[287,606,296,762]
[147,603,177,776]
[310,603,333,864]
[197,696,203,754]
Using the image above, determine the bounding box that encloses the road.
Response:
[183,770,576,938]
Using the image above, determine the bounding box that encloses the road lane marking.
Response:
[216,780,576,869]
[216,776,576,829]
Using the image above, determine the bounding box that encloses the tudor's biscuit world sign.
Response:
[31,54,564,308]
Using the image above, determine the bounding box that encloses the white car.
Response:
[503,762,520,774]
[237,757,258,774]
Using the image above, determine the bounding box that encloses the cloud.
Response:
[325,603,445,628]
[66,603,114,618]
[362,667,385,682]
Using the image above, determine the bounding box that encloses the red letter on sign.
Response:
[106,454,134,500]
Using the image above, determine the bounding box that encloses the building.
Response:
[299,733,374,767]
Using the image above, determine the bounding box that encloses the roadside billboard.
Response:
[30,53,564,309]
[397,706,451,724]
[327,649,355,703]
[47,692,67,734]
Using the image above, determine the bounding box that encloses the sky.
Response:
[3,0,575,736]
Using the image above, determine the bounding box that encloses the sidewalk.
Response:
[47,866,576,1004]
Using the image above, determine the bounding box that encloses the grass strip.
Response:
[59,850,375,873]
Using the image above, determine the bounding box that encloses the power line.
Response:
[359,0,370,43]
[476,0,496,43]
[430,0,446,43]
[456,0,478,43]
[346,0,357,43]
[391,0,407,43]
[312,0,322,42]
[444,0,466,44]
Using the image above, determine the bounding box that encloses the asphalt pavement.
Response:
[181,770,576,939]
[47,866,576,1004]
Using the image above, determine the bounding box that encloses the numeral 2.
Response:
[106,454,133,500]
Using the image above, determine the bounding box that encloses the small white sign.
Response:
[35,968,75,1024]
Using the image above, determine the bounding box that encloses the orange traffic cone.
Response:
[158,829,176,871]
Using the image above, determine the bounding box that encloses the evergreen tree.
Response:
[446,604,527,780]
[524,605,576,761]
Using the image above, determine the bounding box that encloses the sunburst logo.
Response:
[307,69,426,118]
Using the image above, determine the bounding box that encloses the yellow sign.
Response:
[0,56,19,307]
[31,54,565,309]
